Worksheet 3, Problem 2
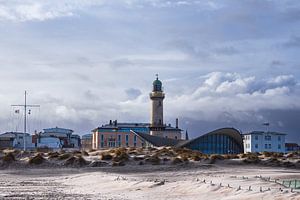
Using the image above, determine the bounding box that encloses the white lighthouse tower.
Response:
[150,74,166,137]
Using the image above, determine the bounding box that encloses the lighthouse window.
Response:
[158,101,161,106]
[159,119,162,125]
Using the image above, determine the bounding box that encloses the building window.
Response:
[125,135,129,147]
[278,144,281,149]
[133,135,137,147]
[118,135,121,147]
[255,144,258,148]
[265,144,268,149]
[278,136,281,141]
[255,135,258,140]
[100,134,104,148]
[269,144,271,149]
[265,135,271,141]
[175,136,178,139]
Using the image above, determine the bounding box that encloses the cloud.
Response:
[283,36,300,48]
[125,88,142,100]
[165,72,300,122]
[0,0,300,142]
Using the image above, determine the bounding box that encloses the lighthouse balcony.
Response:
[150,92,165,99]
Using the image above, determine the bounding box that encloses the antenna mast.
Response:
[12,91,40,151]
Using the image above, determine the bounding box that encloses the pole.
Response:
[11,91,40,151]
[24,91,27,151]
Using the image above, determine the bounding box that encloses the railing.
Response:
[282,180,300,189]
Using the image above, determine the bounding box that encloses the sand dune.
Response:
[0,148,300,199]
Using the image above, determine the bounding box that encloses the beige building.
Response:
[92,76,182,149]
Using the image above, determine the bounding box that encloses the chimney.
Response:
[114,120,117,126]
[185,130,189,140]
[109,120,112,125]
[176,118,179,129]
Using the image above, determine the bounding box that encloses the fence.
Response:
[282,180,300,189]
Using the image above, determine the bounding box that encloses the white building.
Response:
[37,137,62,149]
[243,131,286,153]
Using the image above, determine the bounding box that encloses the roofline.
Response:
[43,127,74,132]
[242,131,287,135]
[179,127,243,148]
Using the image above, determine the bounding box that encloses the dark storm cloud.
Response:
[0,0,300,140]
[125,88,142,100]
[283,36,300,48]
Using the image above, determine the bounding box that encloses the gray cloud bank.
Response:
[0,0,299,142]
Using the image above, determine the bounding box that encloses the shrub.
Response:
[113,153,129,162]
[112,161,125,167]
[48,152,60,159]
[36,147,52,153]
[28,154,45,165]
[81,151,89,156]
[64,156,87,167]
[133,156,145,161]
[191,155,201,161]
[89,160,108,167]
[145,155,161,165]
[2,152,15,163]
[171,157,183,165]
[72,150,82,155]
[243,157,260,164]
[100,153,113,160]
[210,154,224,160]
[281,161,295,168]
[58,153,72,160]
[223,154,239,159]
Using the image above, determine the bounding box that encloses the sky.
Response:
[0,0,299,143]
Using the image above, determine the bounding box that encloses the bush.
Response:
[112,152,129,162]
[145,155,161,165]
[171,157,183,165]
[36,147,52,153]
[133,156,145,161]
[210,154,224,160]
[58,153,72,160]
[81,151,89,156]
[281,161,295,168]
[262,151,276,157]
[112,161,125,167]
[223,154,239,159]
[64,156,87,167]
[100,153,113,160]
[243,157,260,164]
[191,155,201,161]
[72,150,82,155]
[2,152,15,163]
[89,160,108,167]
[48,152,60,159]
[28,154,45,165]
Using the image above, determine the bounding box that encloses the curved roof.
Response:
[153,78,162,86]
[179,127,243,148]
[131,127,243,149]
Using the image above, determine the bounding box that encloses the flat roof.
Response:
[242,131,286,135]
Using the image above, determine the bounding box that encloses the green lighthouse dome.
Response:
[153,75,162,92]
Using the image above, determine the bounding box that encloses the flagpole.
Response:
[11,91,40,151]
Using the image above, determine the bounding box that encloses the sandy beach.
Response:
[0,164,300,200]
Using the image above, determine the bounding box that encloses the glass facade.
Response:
[184,133,243,154]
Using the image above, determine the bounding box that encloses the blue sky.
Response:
[0,0,299,142]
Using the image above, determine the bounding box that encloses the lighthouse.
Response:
[150,74,166,136]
